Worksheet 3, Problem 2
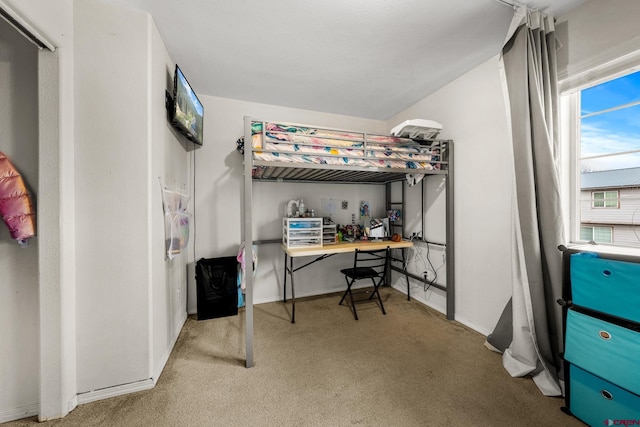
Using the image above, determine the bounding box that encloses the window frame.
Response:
[561,54,640,247]
[579,225,613,244]
[591,190,619,209]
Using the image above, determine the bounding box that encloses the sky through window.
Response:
[580,70,640,171]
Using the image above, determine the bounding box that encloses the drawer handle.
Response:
[601,389,613,400]
[602,269,612,277]
[599,330,611,340]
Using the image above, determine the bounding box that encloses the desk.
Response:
[282,239,414,323]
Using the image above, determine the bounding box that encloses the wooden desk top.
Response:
[282,239,413,257]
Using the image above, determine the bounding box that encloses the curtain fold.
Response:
[487,7,565,397]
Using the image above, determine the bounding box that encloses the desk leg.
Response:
[402,248,410,301]
[289,255,296,324]
[283,253,288,303]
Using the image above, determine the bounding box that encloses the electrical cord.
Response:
[407,234,445,293]
[407,234,427,272]
[422,240,437,292]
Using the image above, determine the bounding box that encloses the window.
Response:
[564,69,640,247]
[579,71,640,173]
[580,226,613,244]
[591,190,619,208]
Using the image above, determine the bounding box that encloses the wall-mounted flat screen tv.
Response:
[170,64,204,146]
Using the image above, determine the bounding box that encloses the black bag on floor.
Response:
[195,256,238,320]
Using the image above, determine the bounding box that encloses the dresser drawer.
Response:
[569,364,640,425]
[564,309,640,395]
[571,253,640,322]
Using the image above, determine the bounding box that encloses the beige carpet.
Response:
[7,289,582,426]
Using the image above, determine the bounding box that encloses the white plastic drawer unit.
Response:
[322,223,337,245]
[570,253,640,323]
[564,309,640,396]
[568,364,640,425]
[283,217,323,248]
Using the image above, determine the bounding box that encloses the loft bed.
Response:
[240,117,455,367]
[247,120,447,183]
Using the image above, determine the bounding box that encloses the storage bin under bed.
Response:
[570,253,640,323]
[568,364,640,424]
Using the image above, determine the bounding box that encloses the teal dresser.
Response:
[560,248,640,425]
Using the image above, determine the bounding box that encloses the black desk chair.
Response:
[339,247,390,320]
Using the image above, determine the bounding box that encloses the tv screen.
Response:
[171,64,204,146]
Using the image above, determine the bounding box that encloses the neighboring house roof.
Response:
[581,167,640,189]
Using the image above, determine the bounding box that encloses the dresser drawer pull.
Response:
[602,269,612,277]
[599,330,611,340]
[601,389,613,400]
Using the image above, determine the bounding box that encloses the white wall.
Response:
[74,0,151,393]
[3,0,78,420]
[0,16,40,419]
[189,97,389,312]
[6,0,640,422]
[149,22,191,380]
[1,0,189,421]
[251,182,387,303]
[74,0,190,396]
[556,0,640,80]
[379,0,640,336]
[386,57,513,335]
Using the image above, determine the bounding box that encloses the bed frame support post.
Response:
[243,116,254,367]
[445,141,455,320]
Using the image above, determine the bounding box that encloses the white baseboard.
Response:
[455,315,491,337]
[253,286,346,305]
[76,379,154,405]
[0,403,39,423]
[68,394,78,414]
[3,312,189,423]
[77,311,187,405]
[153,310,188,381]
[390,282,491,337]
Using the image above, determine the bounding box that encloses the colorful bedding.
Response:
[250,121,443,171]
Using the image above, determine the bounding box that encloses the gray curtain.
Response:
[486,8,565,396]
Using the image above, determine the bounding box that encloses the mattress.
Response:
[250,121,443,171]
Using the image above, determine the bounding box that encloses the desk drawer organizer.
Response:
[560,250,640,423]
[322,223,337,245]
[283,217,323,248]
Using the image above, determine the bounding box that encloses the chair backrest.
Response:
[352,247,390,277]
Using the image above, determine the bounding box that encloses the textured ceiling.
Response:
[98,0,586,120]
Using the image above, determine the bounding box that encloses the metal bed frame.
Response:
[241,116,454,367]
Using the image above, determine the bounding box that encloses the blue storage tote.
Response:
[569,364,640,425]
[564,309,640,396]
[570,253,640,323]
